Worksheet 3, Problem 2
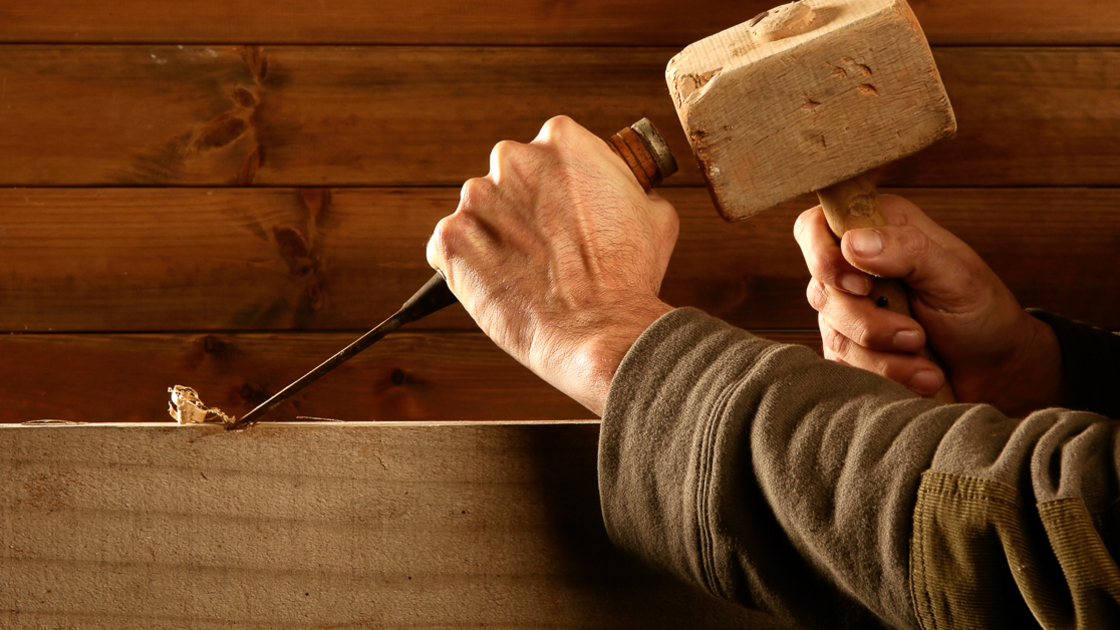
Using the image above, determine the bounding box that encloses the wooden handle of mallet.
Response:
[817,175,955,404]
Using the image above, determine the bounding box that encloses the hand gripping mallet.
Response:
[668,0,957,402]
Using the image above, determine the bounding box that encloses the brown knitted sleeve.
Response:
[600,308,1120,630]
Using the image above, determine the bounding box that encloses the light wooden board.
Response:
[0,46,1118,187]
[3,187,1118,333]
[0,330,822,424]
[0,0,1117,45]
[0,421,782,628]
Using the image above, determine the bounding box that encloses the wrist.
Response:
[983,310,1063,417]
[543,299,674,416]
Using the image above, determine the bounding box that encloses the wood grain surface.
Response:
[0,330,822,424]
[3,187,1117,334]
[0,421,782,628]
[0,46,1118,187]
[1,0,1117,45]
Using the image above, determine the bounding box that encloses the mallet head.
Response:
[667,0,956,222]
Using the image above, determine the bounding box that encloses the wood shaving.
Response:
[168,386,235,426]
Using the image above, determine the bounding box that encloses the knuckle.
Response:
[799,241,822,273]
[793,207,817,241]
[846,321,874,350]
[491,138,549,183]
[458,176,496,211]
[540,115,576,138]
[797,237,846,285]
[489,139,524,167]
[896,224,933,259]
[806,280,827,311]
[820,321,853,359]
[434,177,498,260]
[867,356,892,379]
[872,358,910,385]
[812,250,846,286]
[664,206,681,239]
[832,305,878,350]
[426,216,455,265]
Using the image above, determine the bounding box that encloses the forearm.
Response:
[600,308,933,628]
[600,308,1120,629]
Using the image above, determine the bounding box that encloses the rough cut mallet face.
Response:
[667,0,956,222]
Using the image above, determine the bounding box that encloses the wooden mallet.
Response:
[667,0,957,402]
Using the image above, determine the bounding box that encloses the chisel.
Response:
[230,118,677,429]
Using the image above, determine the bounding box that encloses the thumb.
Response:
[840,224,978,314]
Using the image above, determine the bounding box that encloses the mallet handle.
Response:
[816,175,955,404]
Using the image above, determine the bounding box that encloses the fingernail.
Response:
[909,370,941,395]
[839,273,869,296]
[893,330,923,352]
[850,229,883,257]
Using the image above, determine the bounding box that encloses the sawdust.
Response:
[168,385,236,426]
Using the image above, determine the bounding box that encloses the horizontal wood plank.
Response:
[0,46,1118,187]
[0,330,821,424]
[1,0,1117,46]
[889,47,1120,187]
[0,331,586,423]
[0,422,780,628]
[3,187,1118,333]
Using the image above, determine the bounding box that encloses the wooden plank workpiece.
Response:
[0,421,772,628]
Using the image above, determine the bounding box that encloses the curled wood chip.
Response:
[168,386,235,426]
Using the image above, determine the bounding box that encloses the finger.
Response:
[819,313,947,396]
[807,278,926,353]
[795,206,872,296]
[818,311,846,363]
[533,115,611,161]
[841,223,980,314]
[533,114,583,144]
[488,139,542,197]
[879,194,969,255]
[532,115,608,170]
[427,177,505,285]
[425,215,452,273]
[533,115,681,266]
[849,195,994,312]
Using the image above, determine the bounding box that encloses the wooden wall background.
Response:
[2,0,1119,423]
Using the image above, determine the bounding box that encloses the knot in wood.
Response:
[239,383,267,405]
[390,369,407,386]
[848,193,877,218]
[200,334,232,357]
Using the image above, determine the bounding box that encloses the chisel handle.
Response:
[231,118,678,429]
